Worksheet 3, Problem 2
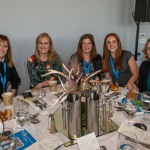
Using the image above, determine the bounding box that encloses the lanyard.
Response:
[110,56,118,79]
[82,60,91,75]
[0,62,6,91]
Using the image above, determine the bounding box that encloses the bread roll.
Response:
[4,110,12,120]
[110,85,119,91]
[0,111,6,121]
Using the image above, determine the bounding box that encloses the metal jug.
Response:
[66,93,81,140]
[84,89,100,136]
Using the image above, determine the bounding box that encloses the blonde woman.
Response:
[0,34,21,101]
[27,33,62,89]
[129,38,150,92]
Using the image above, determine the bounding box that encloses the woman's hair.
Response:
[143,38,150,60]
[102,33,123,72]
[35,32,59,63]
[0,34,13,67]
[76,33,97,60]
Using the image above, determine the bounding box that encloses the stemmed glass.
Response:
[123,100,137,126]
[141,92,150,124]
[118,131,138,150]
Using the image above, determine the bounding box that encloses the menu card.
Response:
[77,132,100,150]
[25,133,69,150]
[118,121,150,145]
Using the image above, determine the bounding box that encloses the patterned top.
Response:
[27,55,62,87]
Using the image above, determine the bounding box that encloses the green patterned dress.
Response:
[27,55,62,87]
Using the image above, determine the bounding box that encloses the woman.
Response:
[68,33,102,79]
[102,33,138,88]
[27,33,62,89]
[0,34,21,101]
[129,38,150,92]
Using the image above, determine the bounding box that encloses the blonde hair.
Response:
[0,34,13,67]
[35,32,59,63]
[143,38,150,60]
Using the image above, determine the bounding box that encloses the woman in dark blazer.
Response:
[0,34,21,101]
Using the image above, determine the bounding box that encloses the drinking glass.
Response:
[118,131,138,150]
[141,92,150,124]
[14,102,30,138]
[123,100,137,126]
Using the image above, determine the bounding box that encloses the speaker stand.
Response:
[134,21,140,60]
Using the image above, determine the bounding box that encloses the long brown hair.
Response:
[0,34,13,67]
[143,38,150,60]
[102,33,123,72]
[77,34,97,60]
[35,32,59,64]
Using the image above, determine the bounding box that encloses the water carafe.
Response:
[66,93,81,140]
[84,89,100,136]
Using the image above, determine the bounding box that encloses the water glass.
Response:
[123,100,137,126]
[14,102,29,128]
[118,131,138,150]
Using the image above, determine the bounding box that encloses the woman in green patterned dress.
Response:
[27,33,62,89]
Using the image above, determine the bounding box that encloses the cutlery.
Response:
[35,97,47,108]
[100,145,107,150]
[32,100,44,110]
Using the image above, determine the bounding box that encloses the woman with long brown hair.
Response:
[0,34,21,101]
[102,33,138,88]
[68,33,102,79]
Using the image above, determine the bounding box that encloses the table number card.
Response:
[77,132,100,150]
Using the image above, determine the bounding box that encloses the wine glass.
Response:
[118,131,138,150]
[141,92,150,124]
[123,100,137,126]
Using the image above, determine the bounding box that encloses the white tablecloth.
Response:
[1,86,150,150]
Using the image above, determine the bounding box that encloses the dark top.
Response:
[108,50,132,87]
[138,60,150,92]
[0,61,21,99]
[68,53,102,79]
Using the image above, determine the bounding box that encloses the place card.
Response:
[118,121,150,145]
[40,133,69,150]
[77,132,100,150]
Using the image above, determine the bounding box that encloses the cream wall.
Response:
[0,0,150,93]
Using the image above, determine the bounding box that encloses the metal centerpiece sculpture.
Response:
[42,63,115,143]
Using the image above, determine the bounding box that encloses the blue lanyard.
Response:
[0,62,7,91]
[82,60,91,75]
[110,56,118,79]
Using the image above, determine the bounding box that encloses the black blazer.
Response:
[138,60,150,92]
[0,62,21,99]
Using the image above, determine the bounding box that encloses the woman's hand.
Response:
[127,83,139,92]
[33,82,45,89]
